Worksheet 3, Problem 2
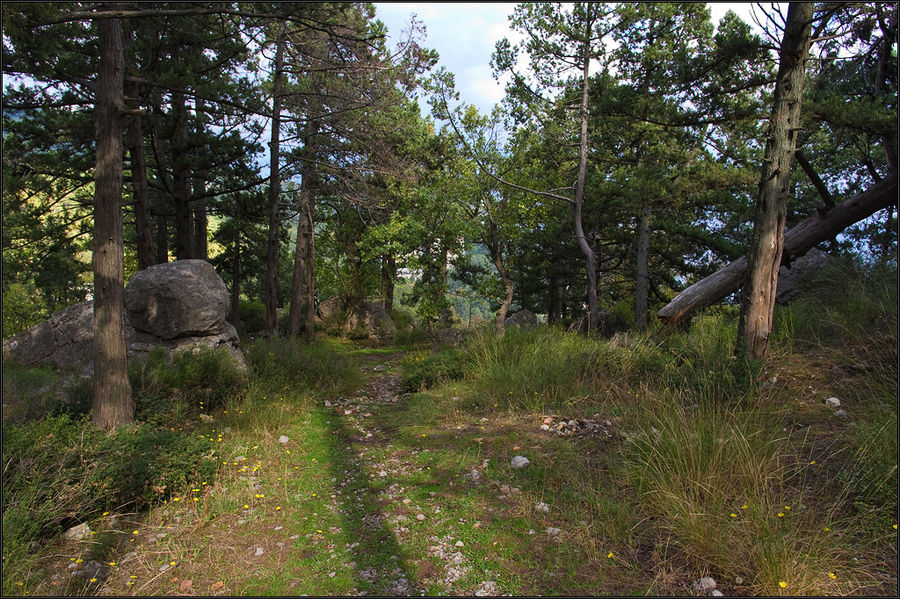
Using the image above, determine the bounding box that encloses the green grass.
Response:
[3,262,896,597]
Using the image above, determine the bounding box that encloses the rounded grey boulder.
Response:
[125,259,228,339]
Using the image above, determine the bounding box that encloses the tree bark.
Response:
[91,16,134,430]
[634,203,652,329]
[231,226,241,328]
[192,97,207,260]
[381,254,395,311]
[155,193,168,263]
[288,117,318,339]
[657,172,898,327]
[288,156,313,338]
[125,80,154,270]
[264,25,286,336]
[492,251,514,336]
[303,180,316,342]
[172,91,194,260]
[573,3,599,333]
[739,1,814,359]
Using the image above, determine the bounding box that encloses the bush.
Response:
[400,348,464,392]
[455,326,666,411]
[236,300,266,335]
[245,337,360,396]
[1,361,94,423]
[130,346,247,424]
[1,415,217,553]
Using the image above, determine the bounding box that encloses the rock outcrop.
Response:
[775,248,834,304]
[504,309,538,329]
[347,301,397,344]
[3,260,246,371]
[316,296,397,344]
[125,259,228,339]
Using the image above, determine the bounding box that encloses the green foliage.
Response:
[1,415,216,552]
[1,361,92,423]
[400,348,464,392]
[235,300,267,335]
[129,346,248,424]
[772,260,898,350]
[245,337,360,396]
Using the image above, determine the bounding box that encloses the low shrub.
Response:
[129,346,247,425]
[400,348,464,392]
[1,415,217,553]
[245,337,360,396]
[2,361,95,423]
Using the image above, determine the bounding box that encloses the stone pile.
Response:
[538,414,614,438]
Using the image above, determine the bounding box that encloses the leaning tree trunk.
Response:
[91,16,134,430]
[125,80,154,270]
[264,25,286,336]
[740,1,814,360]
[656,173,898,327]
[573,3,599,333]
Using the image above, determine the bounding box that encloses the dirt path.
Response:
[320,351,507,596]
[38,348,614,596]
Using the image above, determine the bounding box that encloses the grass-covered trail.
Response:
[6,264,897,597]
[80,348,644,596]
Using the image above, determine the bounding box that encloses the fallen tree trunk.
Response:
[657,172,898,327]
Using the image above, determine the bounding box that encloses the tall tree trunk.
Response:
[739,2,814,360]
[287,163,312,338]
[172,91,194,260]
[303,180,317,342]
[155,193,168,264]
[634,203,652,329]
[91,16,134,430]
[192,97,207,260]
[573,3,599,332]
[125,80,154,270]
[231,226,241,328]
[264,25,286,336]
[288,119,318,338]
[492,251,514,336]
[381,254,395,311]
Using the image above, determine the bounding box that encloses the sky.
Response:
[373,2,770,117]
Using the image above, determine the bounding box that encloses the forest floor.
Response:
[15,327,898,597]
[28,348,655,597]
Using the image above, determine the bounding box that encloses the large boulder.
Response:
[1,301,93,370]
[125,259,228,339]
[3,260,245,372]
[316,295,346,322]
[347,301,397,344]
[432,327,463,348]
[504,309,538,329]
[776,248,834,304]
